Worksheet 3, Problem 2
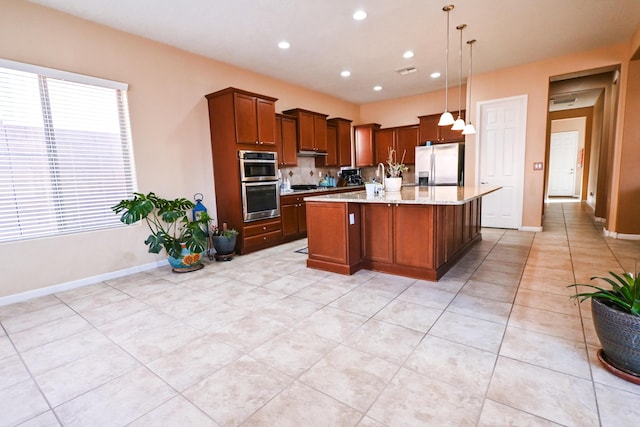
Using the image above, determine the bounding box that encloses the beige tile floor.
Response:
[1,202,639,426]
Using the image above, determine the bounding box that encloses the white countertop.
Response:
[303,185,501,205]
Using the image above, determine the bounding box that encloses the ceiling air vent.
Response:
[395,65,418,76]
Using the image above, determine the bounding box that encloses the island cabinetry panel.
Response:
[394,204,435,269]
[418,111,465,144]
[354,123,381,167]
[361,204,394,263]
[281,194,307,241]
[374,125,419,165]
[282,108,329,152]
[307,202,362,275]
[317,117,352,168]
[276,114,297,166]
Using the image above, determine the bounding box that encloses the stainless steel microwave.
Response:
[238,150,278,182]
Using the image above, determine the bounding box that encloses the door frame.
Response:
[475,94,528,230]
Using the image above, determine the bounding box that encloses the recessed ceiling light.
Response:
[278,41,290,49]
[430,72,441,79]
[373,85,382,91]
[341,70,351,77]
[353,10,367,20]
[403,51,414,59]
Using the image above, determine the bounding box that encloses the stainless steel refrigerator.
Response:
[415,143,465,186]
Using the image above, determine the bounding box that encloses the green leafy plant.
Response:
[211,224,238,239]
[112,192,210,258]
[568,271,640,316]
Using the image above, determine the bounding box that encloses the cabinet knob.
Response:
[255,141,259,144]
[263,236,267,240]
[262,226,266,230]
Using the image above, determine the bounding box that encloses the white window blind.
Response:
[0,60,137,242]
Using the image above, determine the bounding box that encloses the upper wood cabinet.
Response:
[232,90,277,146]
[354,123,381,167]
[275,113,297,167]
[282,108,329,153]
[317,117,353,168]
[374,124,419,165]
[418,111,465,144]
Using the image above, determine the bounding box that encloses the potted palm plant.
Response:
[112,192,210,272]
[569,271,640,383]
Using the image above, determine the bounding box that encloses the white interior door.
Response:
[548,131,578,197]
[477,95,527,229]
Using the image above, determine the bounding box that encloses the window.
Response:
[0,59,137,242]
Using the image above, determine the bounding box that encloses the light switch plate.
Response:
[533,162,544,170]
[349,213,355,225]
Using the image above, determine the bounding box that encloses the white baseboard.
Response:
[0,260,166,307]
[603,229,640,240]
[520,226,543,232]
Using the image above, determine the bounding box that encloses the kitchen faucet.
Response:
[376,163,385,193]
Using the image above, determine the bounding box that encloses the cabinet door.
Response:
[374,128,395,165]
[361,204,393,263]
[313,114,328,152]
[280,115,298,166]
[256,98,276,145]
[234,93,258,144]
[336,120,352,166]
[418,114,439,144]
[298,202,307,233]
[394,204,434,269]
[298,111,315,151]
[396,126,419,165]
[440,110,464,143]
[354,124,379,167]
[324,122,338,166]
[281,203,299,237]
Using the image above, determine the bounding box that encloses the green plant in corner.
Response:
[111,192,210,259]
[568,271,640,316]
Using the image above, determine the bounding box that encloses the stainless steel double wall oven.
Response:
[238,150,280,222]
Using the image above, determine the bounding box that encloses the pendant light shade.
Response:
[462,39,476,135]
[451,23,466,131]
[439,5,455,127]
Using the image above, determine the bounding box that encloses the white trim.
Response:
[0,260,166,307]
[0,58,128,90]
[521,226,543,232]
[603,229,640,240]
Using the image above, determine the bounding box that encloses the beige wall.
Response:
[0,0,358,298]
[0,0,638,299]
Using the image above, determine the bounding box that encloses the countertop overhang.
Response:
[303,185,501,205]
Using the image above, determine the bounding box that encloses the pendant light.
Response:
[438,5,455,126]
[462,39,477,135]
[451,23,467,131]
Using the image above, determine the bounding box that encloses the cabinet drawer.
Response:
[243,219,282,237]
[281,194,305,206]
[243,230,282,248]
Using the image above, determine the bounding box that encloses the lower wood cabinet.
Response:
[281,194,307,241]
[241,218,282,253]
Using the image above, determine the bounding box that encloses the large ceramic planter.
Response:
[385,177,402,192]
[213,234,237,255]
[167,244,204,272]
[592,297,640,377]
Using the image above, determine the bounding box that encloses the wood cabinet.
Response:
[206,87,280,255]
[317,117,352,168]
[418,111,465,144]
[233,90,277,146]
[354,123,381,167]
[276,113,297,167]
[374,125,419,165]
[281,193,307,241]
[282,108,329,153]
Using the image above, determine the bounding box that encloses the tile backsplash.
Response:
[278,157,340,185]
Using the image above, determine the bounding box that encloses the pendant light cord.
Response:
[445,7,450,112]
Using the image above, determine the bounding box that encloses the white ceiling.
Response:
[26,0,640,104]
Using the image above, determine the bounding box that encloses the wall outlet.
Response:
[533,162,544,170]
[349,213,355,225]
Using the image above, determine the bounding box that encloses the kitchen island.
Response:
[304,185,501,281]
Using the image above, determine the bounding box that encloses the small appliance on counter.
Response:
[338,167,364,186]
